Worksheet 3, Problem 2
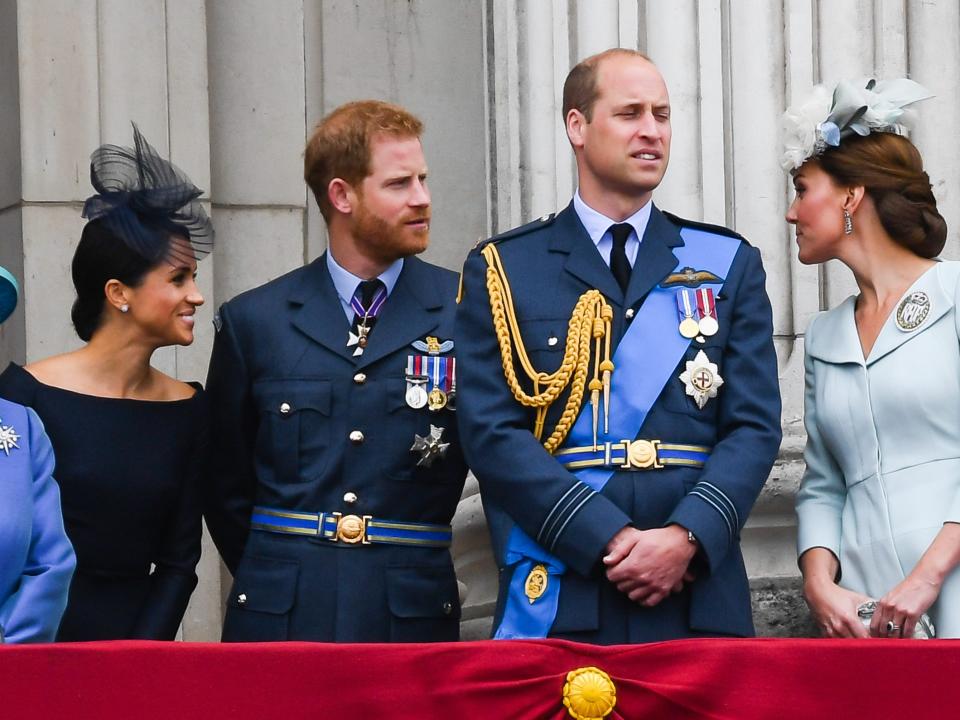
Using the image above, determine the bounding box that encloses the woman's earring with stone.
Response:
[843,209,854,235]
[120,304,129,313]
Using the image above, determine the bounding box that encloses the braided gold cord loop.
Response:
[481,243,613,451]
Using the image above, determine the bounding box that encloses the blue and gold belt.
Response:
[554,439,711,470]
[250,506,452,548]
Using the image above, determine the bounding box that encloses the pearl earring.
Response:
[120,304,129,313]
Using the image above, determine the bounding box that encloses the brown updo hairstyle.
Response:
[817,132,947,258]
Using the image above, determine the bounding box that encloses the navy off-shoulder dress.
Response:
[0,363,206,640]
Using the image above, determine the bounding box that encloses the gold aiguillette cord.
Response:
[482,243,614,453]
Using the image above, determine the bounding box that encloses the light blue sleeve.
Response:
[0,408,75,643]
[949,267,960,524]
[795,315,846,569]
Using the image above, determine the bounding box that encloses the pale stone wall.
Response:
[2,0,958,640]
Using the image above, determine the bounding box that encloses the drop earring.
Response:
[843,210,853,235]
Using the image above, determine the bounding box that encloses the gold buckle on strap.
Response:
[332,512,372,544]
[620,439,662,470]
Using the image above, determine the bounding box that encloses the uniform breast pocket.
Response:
[253,378,332,483]
[517,318,568,375]
[659,341,725,422]
[384,377,458,483]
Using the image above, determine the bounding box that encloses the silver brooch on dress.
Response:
[0,417,21,455]
[895,291,931,332]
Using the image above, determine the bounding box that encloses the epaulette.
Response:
[661,211,748,244]
[474,212,557,251]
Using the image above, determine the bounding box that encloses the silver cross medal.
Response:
[347,323,371,357]
[0,417,21,455]
[410,425,450,467]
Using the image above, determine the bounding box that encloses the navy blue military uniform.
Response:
[205,255,467,642]
[456,204,781,643]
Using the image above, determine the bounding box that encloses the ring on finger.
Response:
[886,620,902,636]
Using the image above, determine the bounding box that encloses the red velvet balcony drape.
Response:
[2,638,958,719]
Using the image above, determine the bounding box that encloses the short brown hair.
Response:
[817,132,946,258]
[562,48,652,121]
[304,100,424,221]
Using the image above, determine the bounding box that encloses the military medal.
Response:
[445,359,457,411]
[346,282,387,355]
[407,339,456,412]
[405,356,429,409]
[696,287,719,337]
[347,324,373,356]
[428,387,447,411]
[676,289,700,339]
[895,291,931,332]
[679,349,724,409]
[406,380,428,409]
[410,424,450,467]
[0,417,20,455]
[428,355,447,411]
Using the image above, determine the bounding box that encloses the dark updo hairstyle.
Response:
[817,132,947,258]
[71,219,166,341]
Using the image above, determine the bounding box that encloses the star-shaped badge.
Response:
[410,424,450,468]
[679,349,724,409]
[0,418,21,456]
[346,325,371,356]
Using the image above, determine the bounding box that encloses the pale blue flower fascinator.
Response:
[0,265,19,325]
[781,78,933,171]
[82,123,213,264]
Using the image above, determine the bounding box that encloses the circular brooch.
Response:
[563,666,617,719]
[895,291,931,332]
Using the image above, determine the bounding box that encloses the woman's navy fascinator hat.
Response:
[82,123,214,265]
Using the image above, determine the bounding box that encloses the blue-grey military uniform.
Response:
[456,203,781,643]
[205,255,467,642]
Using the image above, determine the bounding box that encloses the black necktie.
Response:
[609,223,633,293]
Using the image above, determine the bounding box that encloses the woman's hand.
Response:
[803,576,872,638]
[871,523,960,638]
[870,572,940,638]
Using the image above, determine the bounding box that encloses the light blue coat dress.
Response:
[797,261,960,637]
[0,397,75,642]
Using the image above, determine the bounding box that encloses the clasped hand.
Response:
[602,526,697,607]
[805,572,940,638]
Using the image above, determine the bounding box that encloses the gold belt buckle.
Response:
[621,439,662,470]
[333,513,371,544]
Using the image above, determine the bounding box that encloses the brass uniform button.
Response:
[349,430,365,444]
[279,402,292,414]
[353,372,366,384]
[343,492,358,504]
